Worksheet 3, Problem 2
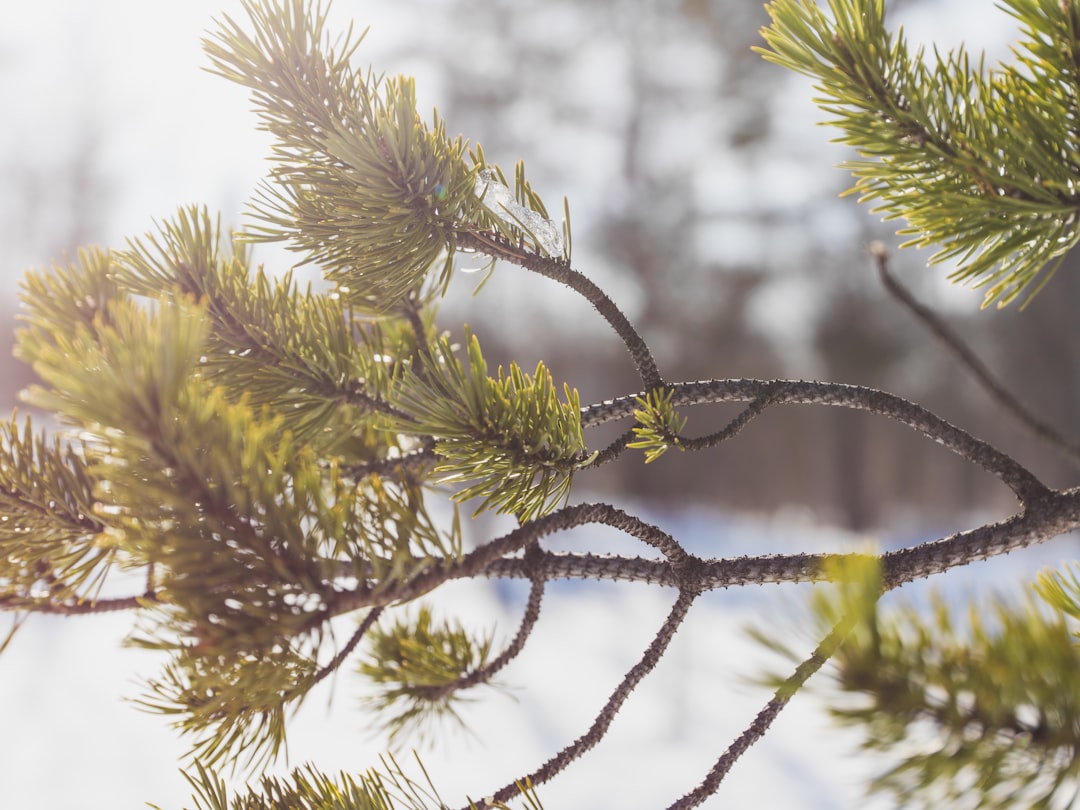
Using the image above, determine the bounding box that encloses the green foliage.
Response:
[204,0,470,310]
[394,331,588,522]
[764,566,1080,809]
[171,757,542,810]
[0,415,113,604]
[1033,561,1080,622]
[203,0,564,312]
[626,388,688,463]
[13,0,1080,806]
[9,204,464,770]
[358,604,495,743]
[758,0,1080,307]
[135,638,319,773]
[747,553,884,695]
[3,0,579,784]
[114,206,414,450]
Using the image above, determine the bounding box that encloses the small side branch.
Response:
[340,439,438,480]
[311,606,383,687]
[872,243,1080,467]
[457,229,663,390]
[474,587,699,809]
[418,547,546,700]
[676,387,782,453]
[582,379,1048,502]
[328,502,692,614]
[0,590,157,614]
[668,617,853,809]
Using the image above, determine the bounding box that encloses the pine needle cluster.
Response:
[758,0,1080,306]
[0,0,586,788]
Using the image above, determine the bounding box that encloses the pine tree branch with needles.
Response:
[8,1,1080,807]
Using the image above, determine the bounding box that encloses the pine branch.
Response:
[474,588,699,809]
[357,604,496,743]
[311,606,383,688]
[871,241,1080,467]
[414,545,547,700]
[456,229,663,391]
[582,379,1048,501]
[0,414,116,604]
[204,0,476,311]
[392,330,590,521]
[813,562,1080,808]
[327,502,698,614]
[758,0,1080,306]
[115,206,414,448]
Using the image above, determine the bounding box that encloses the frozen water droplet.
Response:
[475,170,563,257]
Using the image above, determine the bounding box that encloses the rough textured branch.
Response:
[475,587,699,809]
[582,378,1047,501]
[457,229,663,390]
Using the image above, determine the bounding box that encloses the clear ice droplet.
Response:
[475,170,563,257]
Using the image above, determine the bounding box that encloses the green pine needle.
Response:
[627,388,687,463]
[392,330,588,522]
[758,0,1080,307]
[358,604,495,744]
[204,0,477,311]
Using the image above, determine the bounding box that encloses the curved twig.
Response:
[584,388,780,467]
[326,502,693,615]
[473,587,699,810]
[583,426,636,468]
[872,243,1080,468]
[675,386,782,453]
[311,606,383,687]
[457,229,663,391]
[417,545,547,700]
[339,438,438,480]
[581,379,1048,502]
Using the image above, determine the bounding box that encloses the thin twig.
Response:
[583,426,636,468]
[580,378,1048,502]
[311,606,383,687]
[676,386,782,453]
[0,590,157,614]
[457,229,663,391]
[340,438,438,480]
[668,617,854,809]
[474,587,699,809]
[418,545,547,700]
[871,242,1080,467]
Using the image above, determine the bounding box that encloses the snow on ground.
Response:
[2,503,1074,809]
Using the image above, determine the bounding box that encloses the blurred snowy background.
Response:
[2,1,1078,808]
